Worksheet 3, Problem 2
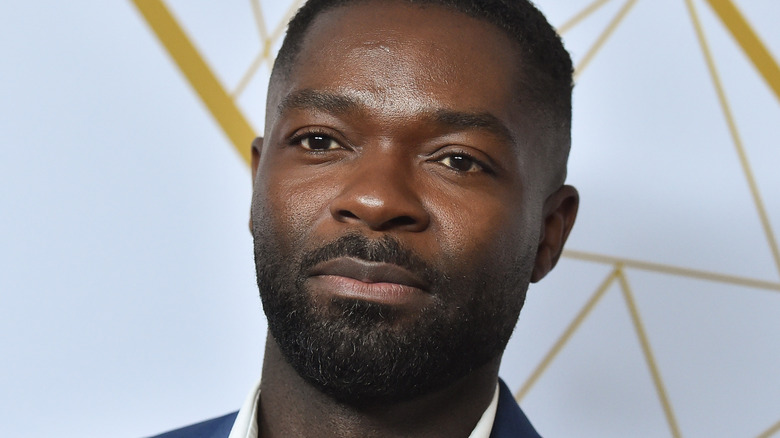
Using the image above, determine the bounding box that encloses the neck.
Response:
[257,335,501,438]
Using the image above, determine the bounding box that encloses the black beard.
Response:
[254,232,525,405]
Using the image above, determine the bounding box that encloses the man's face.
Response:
[251,1,562,403]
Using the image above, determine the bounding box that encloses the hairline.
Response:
[268,0,573,191]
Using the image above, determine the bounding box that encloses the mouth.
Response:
[309,257,429,290]
[306,257,431,306]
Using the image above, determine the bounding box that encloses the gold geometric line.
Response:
[262,37,275,74]
[131,0,257,166]
[757,418,780,438]
[617,268,683,438]
[684,0,780,279]
[574,0,640,79]
[563,249,780,293]
[705,0,780,104]
[250,0,269,41]
[232,0,270,98]
[557,0,614,35]
[232,50,266,98]
[262,0,306,74]
[515,267,619,402]
[269,0,305,43]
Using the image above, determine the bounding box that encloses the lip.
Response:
[309,257,429,290]
[306,257,431,306]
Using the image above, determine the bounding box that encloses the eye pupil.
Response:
[449,155,475,171]
[308,135,331,150]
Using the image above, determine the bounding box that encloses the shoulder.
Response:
[146,411,239,438]
[490,379,542,438]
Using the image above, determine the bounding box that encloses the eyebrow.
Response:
[278,89,360,115]
[278,89,516,145]
[431,109,515,145]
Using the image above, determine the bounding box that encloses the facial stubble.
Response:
[253,222,530,405]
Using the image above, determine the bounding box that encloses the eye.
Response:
[297,133,341,151]
[439,154,484,173]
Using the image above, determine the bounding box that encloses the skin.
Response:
[249,2,579,437]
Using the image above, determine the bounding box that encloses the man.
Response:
[154,0,577,436]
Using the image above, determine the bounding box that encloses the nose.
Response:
[329,156,430,232]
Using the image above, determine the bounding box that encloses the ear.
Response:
[249,137,263,233]
[531,185,579,283]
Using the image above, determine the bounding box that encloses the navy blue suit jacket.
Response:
[150,379,540,438]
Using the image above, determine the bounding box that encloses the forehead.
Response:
[276,1,525,126]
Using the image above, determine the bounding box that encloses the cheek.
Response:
[255,166,341,250]
[430,190,540,277]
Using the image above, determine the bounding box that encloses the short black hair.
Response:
[271,0,574,186]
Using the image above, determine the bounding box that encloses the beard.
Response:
[254,227,529,405]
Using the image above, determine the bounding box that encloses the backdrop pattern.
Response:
[129,0,780,436]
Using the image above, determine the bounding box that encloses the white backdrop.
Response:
[1,1,778,437]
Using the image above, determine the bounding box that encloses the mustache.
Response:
[298,233,442,287]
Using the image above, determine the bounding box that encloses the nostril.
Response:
[385,216,416,228]
[338,210,359,220]
[329,194,428,231]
